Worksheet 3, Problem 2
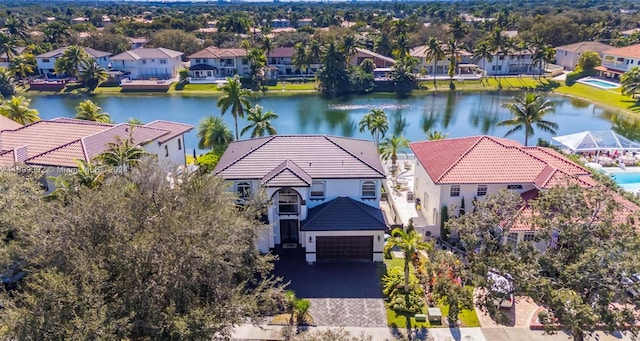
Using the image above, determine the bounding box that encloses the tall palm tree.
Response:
[358,109,389,148]
[448,17,469,42]
[5,16,28,40]
[197,116,234,150]
[341,35,358,67]
[0,32,18,65]
[447,38,463,81]
[497,93,558,146]
[0,67,16,97]
[241,105,278,138]
[78,58,108,92]
[126,117,144,126]
[0,95,39,124]
[217,76,251,140]
[309,39,322,64]
[54,45,88,78]
[486,28,510,77]
[622,67,640,99]
[426,130,448,140]
[292,42,310,76]
[425,37,445,90]
[387,226,432,290]
[393,34,410,60]
[473,41,493,80]
[75,99,111,123]
[9,53,35,81]
[261,36,275,70]
[97,135,147,170]
[380,135,409,168]
[374,31,393,57]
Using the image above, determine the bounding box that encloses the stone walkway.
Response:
[308,298,387,327]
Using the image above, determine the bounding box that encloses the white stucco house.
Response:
[474,50,540,76]
[410,45,476,77]
[36,46,112,78]
[409,136,595,245]
[554,41,612,71]
[0,117,193,190]
[214,135,388,263]
[109,48,184,80]
[598,44,640,79]
[187,47,250,83]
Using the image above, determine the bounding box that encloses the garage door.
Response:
[316,236,373,262]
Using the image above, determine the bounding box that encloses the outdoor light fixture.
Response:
[308,236,313,243]
[377,235,381,242]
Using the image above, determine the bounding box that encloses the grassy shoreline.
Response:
[18,77,640,117]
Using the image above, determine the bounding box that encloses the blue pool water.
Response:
[581,79,620,89]
[610,172,640,184]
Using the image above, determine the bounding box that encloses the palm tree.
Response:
[380,135,409,168]
[448,17,469,42]
[217,76,251,140]
[54,45,88,78]
[197,116,234,150]
[241,105,278,138]
[473,41,493,80]
[0,33,18,66]
[292,42,310,76]
[72,159,105,190]
[5,16,28,40]
[261,36,275,70]
[75,99,111,123]
[387,226,432,290]
[497,93,558,146]
[96,134,147,170]
[341,35,358,67]
[374,31,393,57]
[486,28,510,77]
[447,38,463,82]
[393,34,410,60]
[309,39,322,64]
[622,67,640,99]
[0,95,39,124]
[0,67,16,97]
[426,130,448,140]
[358,109,389,148]
[425,37,445,90]
[9,53,35,81]
[78,58,108,92]
[126,117,144,126]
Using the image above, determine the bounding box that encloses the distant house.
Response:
[296,18,313,27]
[271,18,291,28]
[35,46,112,78]
[0,46,26,69]
[410,45,476,77]
[187,47,249,83]
[554,41,613,71]
[474,49,540,76]
[110,48,184,80]
[410,136,594,243]
[71,17,89,24]
[214,135,387,263]
[0,118,193,190]
[598,44,640,79]
[353,48,395,68]
[621,28,640,37]
[126,37,148,49]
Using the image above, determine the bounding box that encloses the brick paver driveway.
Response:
[273,249,387,328]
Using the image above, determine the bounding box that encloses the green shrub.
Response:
[195,150,221,174]
[178,69,189,81]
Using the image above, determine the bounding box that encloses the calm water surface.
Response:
[27,92,629,154]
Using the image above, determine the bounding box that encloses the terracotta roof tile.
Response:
[145,120,193,143]
[214,135,385,180]
[0,115,22,131]
[188,47,247,59]
[555,41,612,53]
[604,44,640,59]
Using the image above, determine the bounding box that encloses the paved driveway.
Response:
[273,252,387,327]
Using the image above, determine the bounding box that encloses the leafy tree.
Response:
[292,328,372,341]
[425,249,474,322]
[197,115,234,150]
[216,14,251,34]
[391,57,417,94]
[621,67,640,99]
[85,32,130,55]
[0,163,284,339]
[348,66,374,94]
[386,226,432,290]
[425,37,445,90]
[43,21,70,45]
[359,58,376,74]
[497,93,558,146]
[148,29,202,56]
[74,99,111,123]
[217,76,251,140]
[0,95,39,125]
[358,109,388,148]
[78,58,108,92]
[379,135,409,167]
[241,105,278,138]
[54,45,88,78]
[576,51,602,73]
[0,67,16,97]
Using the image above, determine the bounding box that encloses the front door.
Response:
[280,219,299,244]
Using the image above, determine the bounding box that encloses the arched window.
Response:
[236,182,251,200]
[361,181,377,199]
[278,188,300,214]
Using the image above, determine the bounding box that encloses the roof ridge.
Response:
[216,136,276,174]
[302,197,340,226]
[436,136,486,182]
[349,198,387,224]
[25,138,84,164]
[325,136,385,177]
[523,146,589,174]
[262,160,310,185]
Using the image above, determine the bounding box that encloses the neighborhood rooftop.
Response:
[555,41,613,53]
[110,47,184,61]
[36,46,112,59]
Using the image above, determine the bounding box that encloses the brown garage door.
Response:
[316,236,373,262]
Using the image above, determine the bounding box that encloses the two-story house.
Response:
[474,49,540,76]
[0,117,193,190]
[36,47,112,78]
[554,41,612,71]
[598,44,640,79]
[109,48,184,80]
[410,45,475,77]
[271,19,291,28]
[214,135,388,263]
[0,46,26,69]
[409,136,593,244]
[187,47,250,83]
[353,48,395,68]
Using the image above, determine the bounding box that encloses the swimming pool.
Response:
[578,78,621,90]
[607,170,640,192]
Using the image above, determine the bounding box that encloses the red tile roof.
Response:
[410,136,590,188]
[214,135,385,180]
[603,44,640,59]
[188,47,247,59]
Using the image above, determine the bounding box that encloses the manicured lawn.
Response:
[554,82,640,114]
[94,86,123,93]
[382,258,480,328]
[175,83,220,92]
[265,82,317,91]
[418,77,544,93]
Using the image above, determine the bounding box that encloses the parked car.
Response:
[621,272,639,298]
[488,271,515,308]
